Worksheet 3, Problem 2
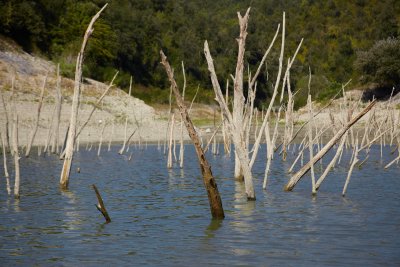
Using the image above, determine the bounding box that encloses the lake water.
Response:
[1,144,399,266]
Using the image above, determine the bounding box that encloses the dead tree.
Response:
[284,100,376,191]
[161,51,224,219]
[1,132,11,195]
[60,4,108,189]
[0,89,10,152]
[51,64,62,154]
[92,184,111,223]
[25,74,47,157]
[12,113,20,199]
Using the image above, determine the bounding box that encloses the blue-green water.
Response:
[0,145,399,266]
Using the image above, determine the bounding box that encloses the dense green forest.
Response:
[1,0,399,107]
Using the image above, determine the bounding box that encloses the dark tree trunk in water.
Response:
[160,51,224,219]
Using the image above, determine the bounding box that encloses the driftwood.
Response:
[284,100,376,191]
[92,184,111,223]
[160,51,224,219]
[60,4,108,189]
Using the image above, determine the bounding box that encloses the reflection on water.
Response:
[0,145,400,266]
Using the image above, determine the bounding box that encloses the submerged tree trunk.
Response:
[51,64,62,154]
[12,113,20,199]
[60,4,108,189]
[284,100,376,191]
[25,74,47,157]
[161,51,224,219]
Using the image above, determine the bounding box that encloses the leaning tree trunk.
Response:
[284,100,376,191]
[161,51,224,219]
[60,4,108,189]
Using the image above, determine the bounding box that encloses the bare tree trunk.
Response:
[128,76,132,96]
[25,74,47,157]
[12,113,20,199]
[51,64,62,154]
[232,8,250,180]
[119,127,137,155]
[108,121,114,152]
[92,184,111,223]
[161,51,224,219]
[204,40,255,200]
[284,100,376,191]
[97,122,106,156]
[179,62,186,168]
[307,94,316,195]
[0,90,10,152]
[60,4,108,189]
[75,71,118,140]
[119,118,128,154]
[1,132,11,195]
[167,113,175,169]
[263,108,281,189]
[342,139,359,197]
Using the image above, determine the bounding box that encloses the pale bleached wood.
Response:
[232,8,251,180]
[97,122,106,156]
[167,113,175,169]
[315,134,347,190]
[263,107,281,189]
[128,76,132,96]
[1,132,11,195]
[119,127,137,155]
[0,89,10,152]
[12,113,20,199]
[60,4,108,189]
[25,74,47,157]
[108,121,114,151]
[160,51,225,218]
[119,118,128,154]
[75,71,118,140]
[179,61,186,168]
[285,100,376,191]
[307,94,316,195]
[342,138,359,197]
[51,64,62,154]
[204,40,255,200]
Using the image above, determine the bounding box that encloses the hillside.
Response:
[0,37,194,148]
[1,0,399,107]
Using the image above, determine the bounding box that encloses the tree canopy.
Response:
[1,0,399,105]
